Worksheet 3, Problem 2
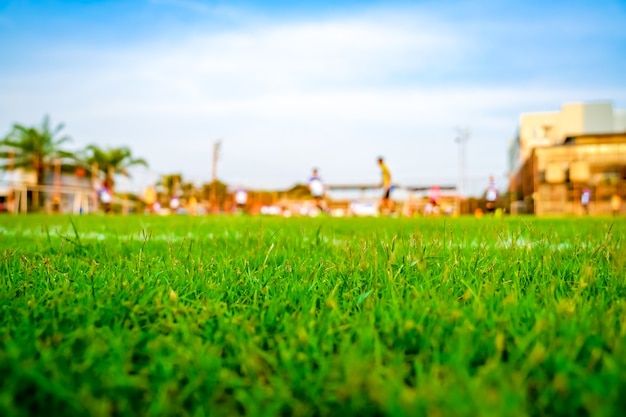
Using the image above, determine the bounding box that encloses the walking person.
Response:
[429,186,441,215]
[98,184,112,214]
[377,156,394,215]
[233,186,248,214]
[581,188,591,215]
[308,168,328,214]
[485,176,498,214]
[611,193,622,216]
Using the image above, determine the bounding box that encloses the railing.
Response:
[1,184,136,214]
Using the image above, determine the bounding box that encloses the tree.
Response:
[0,115,75,209]
[0,115,74,183]
[157,173,183,199]
[79,145,148,192]
[201,180,229,211]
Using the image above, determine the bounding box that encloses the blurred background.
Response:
[1,0,625,215]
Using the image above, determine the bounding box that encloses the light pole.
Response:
[7,149,14,213]
[211,140,221,211]
[455,127,470,197]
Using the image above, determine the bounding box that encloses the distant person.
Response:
[170,194,180,214]
[611,193,622,216]
[581,188,591,215]
[485,176,498,214]
[98,185,112,213]
[377,156,394,214]
[429,186,441,213]
[143,186,157,214]
[308,168,328,214]
[188,194,199,215]
[234,186,248,213]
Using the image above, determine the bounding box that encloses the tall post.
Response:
[172,176,179,198]
[107,166,114,213]
[455,127,470,197]
[91,163,99,213]
[211,140,221,212]
[53,157,61,212]
[33,157,40,211]
[7,149,14,213]
[107,166,114,189]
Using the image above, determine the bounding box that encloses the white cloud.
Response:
[95,15,465,101]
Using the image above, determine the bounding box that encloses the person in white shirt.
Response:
[485,176,498,214]
[581,188,591,215]
[309,168,328,214]
[234,186,248,213]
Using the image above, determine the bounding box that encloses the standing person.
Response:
[581,188,591,215]
[377,156,394,214]
[485,176,498,214]
[308,168,327,214]
[188,194,199,216]
[611,193,622,216]
[143,186,157,214]
[233,186,248,214]
[429,185,441,214]
[170,194,180,214]
[98,184,112,214]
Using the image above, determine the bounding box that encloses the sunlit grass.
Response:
[1,215,625,416]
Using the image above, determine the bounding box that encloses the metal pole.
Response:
[92,163,98,213]
[455,127,470,196]
[53,157,61,212]
[7,149,14,213]
[211,140,221,212]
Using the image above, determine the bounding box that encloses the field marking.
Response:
[0,226,607,251]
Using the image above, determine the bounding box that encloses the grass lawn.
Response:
[1,214,625,416]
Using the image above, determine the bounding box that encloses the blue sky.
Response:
[1,0,625,194]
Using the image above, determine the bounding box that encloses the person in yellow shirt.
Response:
[377,156,394,214]
[143,186,157,214]
[188,194,199,215]
[611,193,621,216]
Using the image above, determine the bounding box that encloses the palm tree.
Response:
[201,179,229,211]
[158,173,183,198]
[79,144,148,193]
[0,115,74,181]
[0,115,75,209]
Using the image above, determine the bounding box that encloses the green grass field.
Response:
[1,215,625,416]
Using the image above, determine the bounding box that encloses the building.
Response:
[0,168,96,214]
[508,101,626,215]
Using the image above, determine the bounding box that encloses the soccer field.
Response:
[1,215,625,416]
